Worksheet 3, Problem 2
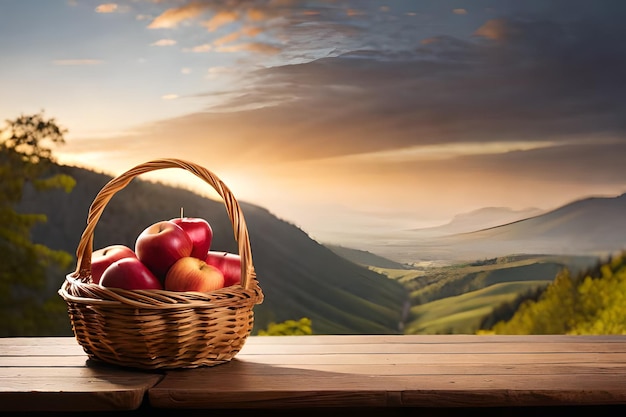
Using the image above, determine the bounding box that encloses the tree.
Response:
[484,252,626,335]
[257,317,313,336]
[0,111,76,336]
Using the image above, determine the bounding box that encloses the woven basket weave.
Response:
[58,158,263,370]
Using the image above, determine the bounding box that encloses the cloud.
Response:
[205,66,237,80]
[474,18,516,41]
[243,26,263,37]
[184,43,212,53]
[148,2,208,28]
[161,94,179,100]
[215,42,281,54]
[247,8,267,21]
[337,141,558,163]
[147,0,300,30]
[145,1,365,61]
[212,26,273,50]
[117,11,626,168]
[69,6,626,203]
[203,10,239,32]
[95,3,118,13]
[52,59,103,65]
[57,3,626,238]
[151,38,177,46]
[213,31,242,46]
[346,9,364,17]
[453,8,468,15]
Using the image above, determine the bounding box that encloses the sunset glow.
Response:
[1,0,625,245]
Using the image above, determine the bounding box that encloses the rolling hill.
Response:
[409,206,544,237]
[17,163,408,335]
[364,193,626,263]
[406,280,549,334]
[442,193,626,258]
[325,245,411,269]
[483,251,626,335]
[374,254,599,334]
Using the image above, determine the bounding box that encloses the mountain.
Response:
[413,194,626,262]
[18,163,408,335]
[325,245,411,269]
[411,206,544,237]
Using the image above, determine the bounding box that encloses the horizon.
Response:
[59,158,626,248]
[2,0,626,245]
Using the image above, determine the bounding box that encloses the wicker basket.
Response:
[58,158,264,370]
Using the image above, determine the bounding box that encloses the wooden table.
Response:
[2,335,626,415]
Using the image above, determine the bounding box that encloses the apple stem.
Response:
[180,207,183,219]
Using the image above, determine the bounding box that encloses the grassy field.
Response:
[371,254,599,335]
[404,280,549,334]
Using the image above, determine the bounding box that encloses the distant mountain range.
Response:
[410,206,544,237]
[18,163,408,335]
[447,193,626,256]
[360,193,626,263]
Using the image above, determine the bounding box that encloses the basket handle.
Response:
[71,158,254,289]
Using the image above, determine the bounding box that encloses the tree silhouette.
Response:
[0,111,76,336]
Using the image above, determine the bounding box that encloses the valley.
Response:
[331,248,600,334]
[13,162,626,337]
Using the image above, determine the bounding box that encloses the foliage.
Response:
[0,112,76,336]
[379,255,595,334]
[478,286,545,330]
[402,256,576,305]
[483,252,626,335]
[406,280,548,334]
[258,317,313,335]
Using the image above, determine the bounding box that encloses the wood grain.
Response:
[2,335,626,412]
[150,335,626,409]
[0,337,163,411]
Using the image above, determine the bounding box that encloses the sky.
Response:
[1,0,626,247]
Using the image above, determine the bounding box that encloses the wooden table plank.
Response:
[3,336,626,412]
[245,334,626,344]
[223,352,626,365]
[174,362,626,376]
[237,341,626,354]
[149,335,626,409]
[0,337,163,412]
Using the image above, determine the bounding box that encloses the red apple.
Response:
[205,251,242,287]
[90,244,137,285]
[170,217,213,259]
[165,256,225,292]
[100,257,163,290]
[135,220,193,281]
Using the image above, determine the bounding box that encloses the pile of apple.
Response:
[90,217,241,292]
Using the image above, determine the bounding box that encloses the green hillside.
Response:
[406,280,548,334]
[401,255,594,304]
[376,254,598,335]
[326,244,411,269]
[483,251,626,335]
[16,163,408,336]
